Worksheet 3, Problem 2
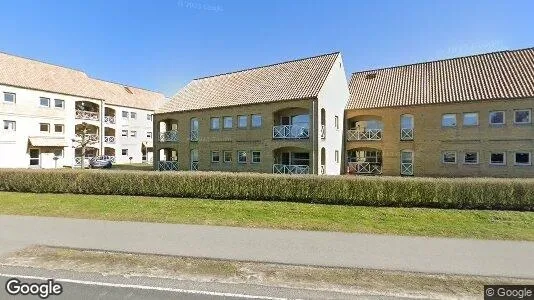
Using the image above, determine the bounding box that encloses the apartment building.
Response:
[344,47,534,177]
[154,52,350,175]
[0,52,166,169]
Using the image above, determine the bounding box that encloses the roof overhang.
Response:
[28,137,68,147]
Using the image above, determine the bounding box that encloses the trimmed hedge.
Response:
[0,169,533,211]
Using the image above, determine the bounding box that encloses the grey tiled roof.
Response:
[347,47,534,109]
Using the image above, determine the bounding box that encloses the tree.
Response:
[72,122,97,169]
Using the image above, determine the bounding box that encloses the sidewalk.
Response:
[1,215,533,278]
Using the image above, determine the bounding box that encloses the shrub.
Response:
[0,169,532,211]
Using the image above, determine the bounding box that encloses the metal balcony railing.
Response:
[347,162,382,175]
[104,116,116,124]
[320,164,325,175]
[272,124,309,139]
[190,161,199,171]
[158,161,178,171]
[75,110,99,121]
[401,163,413,176]
[104,136,115,144]
[272,164,310,175]
[85,134,99,142]
[190,130,199,142]
[346,129,382,141]
[400,128,414,141]
[159,130,179,142]
[320,125,326,139]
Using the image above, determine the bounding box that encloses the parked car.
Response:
[89,156,113,169]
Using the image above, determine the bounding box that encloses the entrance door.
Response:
[400,150,414,176]
[190,149,199,171]
[29,148,40,168]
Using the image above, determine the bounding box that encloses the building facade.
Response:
[154,52,350,175]
[344,48,534,177]
[0,52,166,169]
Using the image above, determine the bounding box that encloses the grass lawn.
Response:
[0,192,533,241]
[111,163,153,171]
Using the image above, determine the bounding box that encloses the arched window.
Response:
[400,114,414,141]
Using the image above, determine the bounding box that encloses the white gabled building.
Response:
[0,52,167,169]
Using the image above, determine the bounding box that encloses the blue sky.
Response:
[0,0,532,97]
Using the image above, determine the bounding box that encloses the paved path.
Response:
[1,215,533,278]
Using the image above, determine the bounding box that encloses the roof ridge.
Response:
[351,47,534,75]
[0,50,88,75]
[194,51,340,80]
[89,76,165,95]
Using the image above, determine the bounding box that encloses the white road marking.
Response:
[0,273,293,300]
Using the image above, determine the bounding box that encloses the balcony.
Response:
[320,125,326,139]
[272,124,309,139]
[104,115,116,124]
[158,161,178,171]
[400,128,414,141]
[346,129,382,141]
[104,136,115,144]
[401,163,414,176]
[75,110,99,121]
[190,130,199,142]
[272,164,310,175]
[160,130,179,142]
[347,162,382,175]
[85,134,99,142]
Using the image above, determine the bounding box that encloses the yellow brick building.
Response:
[344,48,534,177]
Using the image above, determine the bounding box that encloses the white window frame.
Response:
[442,151,457,164]
[54,124,64,133]
[237,150,247,164]
[3,92,16,103]
[514,109,531,124]
[29,148,40,167]
[335,150,340,163]
[147,114,152,121]
[251,114,262,128]
[121,130,128,137]
[223,151,232,163]
[462,112,479,126]
[122,111,129,119]
[39,123,50,133]
[130,112,137,119]
[334,116,339,130]
[54,99,65,109]
[210,117,220,130]
[252,151,261,163]
[211,151,220,163]
[130,130,137,137]
[514,152,531,166]
[121,149,128,156]
[223,116,233,129]
[489,111,505,125]
[39,97,50,108]
[441,114,457,127]
[237,115,248,128]
[3,120,16,131]
[489,152,506,166]
[463,151,479,165]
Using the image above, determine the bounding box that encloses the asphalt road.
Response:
[1,215,534,278]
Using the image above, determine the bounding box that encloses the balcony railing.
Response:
[400,128,414,141]
[320,164,325,175]
[74,157,90,167]
[272,125,309,139]
[160,130,179,142]
[190,130,199,142]
[104,115,116,124]
[104,136,115,144]
[346,129,382,141]
[347,162,382,175]
[190,161,199,171]
[401,163,414,176]
[75,110,99,121]
[158,161,178,171]
[272,164,310,175]
[320,125,326,139]
[85,134,99,142]
[102,155,116,163]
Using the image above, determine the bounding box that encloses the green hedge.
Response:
[0,169,533,211]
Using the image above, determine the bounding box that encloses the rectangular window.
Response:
[490,152,506,165]
[515,152,531,165]
[223,116,233,129]
[211,151,220,163]
[334,116,339,130]
[3,120,16,131]
[238,115,248,128]
[252,151,261,163]
[237,150,247,163]
[54,124,64,133]
[514,109,531,124]
[463,152,479,164]
[122,111,129,118]
[130,130,137,137]
[39,123,50,132]
[441,114,457,127]
[3,92,15,103]
[223,151,232,163]
[147,114,152,121]
[121,130,128,137]
[335,150,340,163]
[210,117,220,130]
[53,149,64,157]
[147,132,152,138]
[29,149,40,166]
[53,99,65,109]
[489,111,505,125]
[39,97,50,107]
[251,114,262,128]
[130,112,137,119]
[442,151,457,164]
[122,149,128,156]
[463,112,479,126]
